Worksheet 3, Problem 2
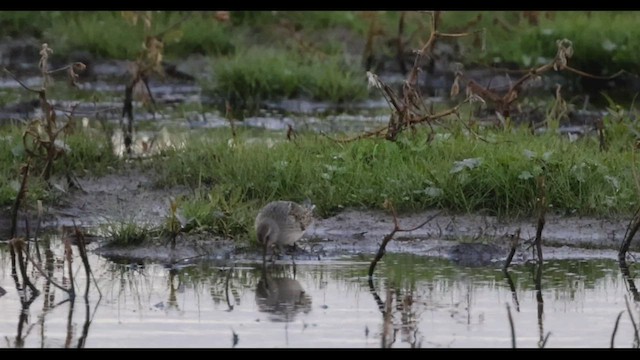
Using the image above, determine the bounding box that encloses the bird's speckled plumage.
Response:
[255,200,314,262]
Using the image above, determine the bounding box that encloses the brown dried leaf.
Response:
[73,62,87,73]
[66,62,85,88]
[450,73,461,98]
[121,11,138,26]
[554,38,573,71]
[215,11,230,22]
[68,66,79,87]
[38,43,53,72]
[133,80,151,105]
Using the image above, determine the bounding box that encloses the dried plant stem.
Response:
[621,148,640,260]
[64,239,76,298]
[503,228,521,270]
[624,295,640,348]
[619,257,640,301]
[506,303,516,348]
[10,162,31,238]
[368,202,440,278]
[611,311,625,348]
[33,201,43,264]
[122,81,135,155]
[534,263,547,348]
[225,265,234,311]
[73,222,93,301]
[22,244,73,296]
[368,277,386,314]
[502,269,520,312]
[11,239,39,295]
[534,175,546,264]
[619,206,640,261]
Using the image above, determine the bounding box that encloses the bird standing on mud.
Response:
[255,200,315,266]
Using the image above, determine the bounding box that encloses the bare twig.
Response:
[534,174,546,264]
[72,222,93,301]
[11,238,39,295]
[506,303,516,348]
[3,68,42,93]
[534,264,547,348]
[368,277,386,314]
[22,244,73,295]
[611,310,625,348]
[33,200,43,264]
[502,268,520,312]
[503,228,521,270]
[619,206,640,261]
[619,253,640,301]
[10,162,30,238]
[368,201,441,278]
[621,148,640,260]
[63,238,76,299]
[624,295,640,348]
[540,332,552,348]
[224,265,234,311]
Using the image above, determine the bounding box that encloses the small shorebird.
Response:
[255,200,315,266]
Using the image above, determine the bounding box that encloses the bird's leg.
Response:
[292,259,297,279]
[262,241,268,268]
[275,244,285,260]
[268,244,277,263]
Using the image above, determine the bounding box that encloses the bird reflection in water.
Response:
[255,265,312,322]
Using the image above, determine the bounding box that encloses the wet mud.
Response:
[2,167,632,267]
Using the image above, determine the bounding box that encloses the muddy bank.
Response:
[3,167,631,266]
[92,217,637,268]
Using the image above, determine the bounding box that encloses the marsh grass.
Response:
[5,11,640,76]
[209,47,369,109]
[150,117,639,240]
[43,12,235,60]
[164,13,235,57]
[103,220,152,247]
[46,12,142,60]
[0,126,47,207]
[443,11,640,73]
[0,11,57,37]
[0,124,119,207]
[63,126,120,175]
[179,185,258,240]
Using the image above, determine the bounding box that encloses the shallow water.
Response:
[1,238,640,349]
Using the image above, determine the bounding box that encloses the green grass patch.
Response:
[149,116,640,243]
[515,11,640,74]
[178,184,258,240]
[0,11,57,37]
[43,11,235,60]
[62,126,120,176]
[102,220,152,247]
[45,11,142,60]
[0,126,46,207]
[5,10,640,76]
[0,123,120,207]
[209,46,369,107]
[438,11,640,74]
